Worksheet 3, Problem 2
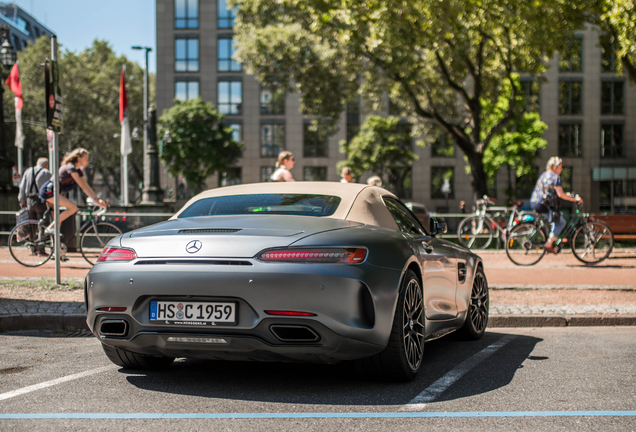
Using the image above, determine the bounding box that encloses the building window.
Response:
[601,123,624,158]
[217,80,242,114]
[559,36,583,72]
[260,87,285,115]
[431,167,455,199]
[261,123,285,158]
[218,0,236,29]
[175,37,199,72]
[601,80,624,115]
[175,0,198,29]
[601,35,616,73]
[175,80,199,101]
[431,128,455,158]
[303,124,328,158]
[561,166,573,192]
[559,80,582,115]
[223,121,242,142]
[219,167,242,187]
[346,124,360,145]
[387,167,413,200]
[218,36,241,72]
[519,78,540,112]
[558,123,582,157]
[515,167,539,199]
[260,166,274,182]
[303,167,328,181]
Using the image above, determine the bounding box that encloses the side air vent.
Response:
[178,229,241,235]
[458,262,467,283]
[135,260,252,266]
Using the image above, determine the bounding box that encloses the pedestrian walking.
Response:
[18,157,51,222]
[340,167,355,183]
[270,151,295,182]
[39,148,107,235]
[459,200,466,213]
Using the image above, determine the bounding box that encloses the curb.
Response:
[489,315,636,327]
[1,313,635,333]
[0,314,88,333]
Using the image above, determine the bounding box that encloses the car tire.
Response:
[101,343,174,370]
[456,266,489,340]
[355,269,424,382]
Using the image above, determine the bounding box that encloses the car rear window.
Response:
[178,194,342,218]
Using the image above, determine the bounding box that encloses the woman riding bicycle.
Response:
[39,148,107,235]
[530,157,582,253]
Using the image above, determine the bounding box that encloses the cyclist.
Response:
[530,156,582,252]
[39,148,107,236]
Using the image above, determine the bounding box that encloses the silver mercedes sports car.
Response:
[86,182,488,381]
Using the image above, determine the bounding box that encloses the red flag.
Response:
[119,68,127,123]
[5,62,22,110]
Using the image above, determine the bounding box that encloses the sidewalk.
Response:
[1,247,635,332]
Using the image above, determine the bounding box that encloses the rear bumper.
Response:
[86,258,403,363]
[96,316,383,363]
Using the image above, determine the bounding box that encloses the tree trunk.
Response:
[465,151,489,198]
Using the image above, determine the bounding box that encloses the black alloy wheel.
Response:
[354,270,424,381]
[457,266,489,340]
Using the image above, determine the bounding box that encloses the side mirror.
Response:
[429,217,447,237]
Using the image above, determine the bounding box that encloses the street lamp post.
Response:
[0,25,17,189]
[132,46,162,204]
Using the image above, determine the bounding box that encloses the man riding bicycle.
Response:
[530,157,582,253]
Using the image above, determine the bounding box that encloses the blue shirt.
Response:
[531,171,562,209]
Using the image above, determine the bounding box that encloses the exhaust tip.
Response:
[100,319,128,337]
[270,325,320,342]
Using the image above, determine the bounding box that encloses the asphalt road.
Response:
[0,327,635,431]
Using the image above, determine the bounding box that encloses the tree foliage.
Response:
[482,77,548,200]
[231,0,588,196]
[158,98,244,193]
[2,37,152,200]
[338,115,417,194]
[598,0,636,83]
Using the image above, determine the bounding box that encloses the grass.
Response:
[0,278,84,292]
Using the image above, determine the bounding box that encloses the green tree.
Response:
[158,98,244,193]
[338,115,417,196]
[481,78,548,201]
[3,37,151,200]
[231,0,588,196]
[598,0,636,82]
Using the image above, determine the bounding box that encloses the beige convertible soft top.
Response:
[172,181,400,230]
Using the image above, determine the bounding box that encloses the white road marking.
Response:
[402,335,515,411]
[0,365,115,401]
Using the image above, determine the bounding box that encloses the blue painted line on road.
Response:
[1,411,635,419]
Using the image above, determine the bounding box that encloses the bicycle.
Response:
[8,205,123,267]
[457,196,529,249]
[505,196,614,266]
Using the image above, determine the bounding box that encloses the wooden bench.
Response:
[590,214,636,240]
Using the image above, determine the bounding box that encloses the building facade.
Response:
[0,3,55,49]
[156,1,636,213]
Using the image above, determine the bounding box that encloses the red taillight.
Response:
[265,310,316,316]
[96,307,127,312]
[97,247,137,262]
[258,248,367,264]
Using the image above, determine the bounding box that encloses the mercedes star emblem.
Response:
[186,240,202,253]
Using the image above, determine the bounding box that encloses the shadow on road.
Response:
[123,331,542,407]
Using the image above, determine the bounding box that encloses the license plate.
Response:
[150,301,237,326]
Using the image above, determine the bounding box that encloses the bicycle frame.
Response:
[534,206,586,247]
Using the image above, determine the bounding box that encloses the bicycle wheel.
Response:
[80,222,123,265]
[457,216,493,249]
[8,221,54,267]
[571,221,614,265]
[505,222,547,266]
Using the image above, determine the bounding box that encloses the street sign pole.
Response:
[51,37,61,285]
